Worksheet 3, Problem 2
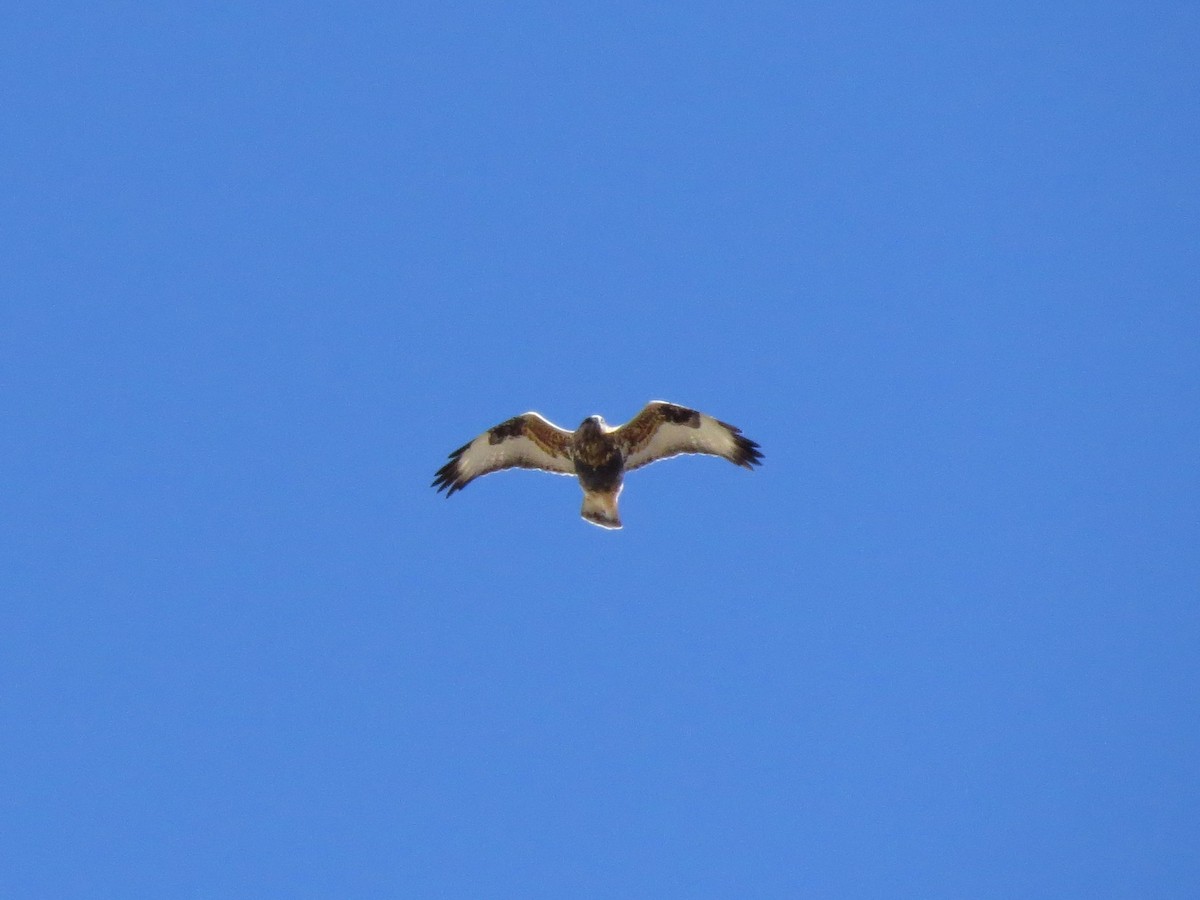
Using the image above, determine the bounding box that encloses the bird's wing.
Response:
[615,401,763,472]
[432,412,575,496]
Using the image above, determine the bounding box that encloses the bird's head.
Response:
[577,415,607,435]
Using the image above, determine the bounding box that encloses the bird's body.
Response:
[570,416,626,528]
[432,401,762,529]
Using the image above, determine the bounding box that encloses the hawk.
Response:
[432,401,763,530]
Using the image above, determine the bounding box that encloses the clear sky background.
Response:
[3,2,1197,897]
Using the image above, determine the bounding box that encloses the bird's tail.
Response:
[580,490,622,530]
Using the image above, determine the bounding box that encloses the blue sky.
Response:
[3,2,1197,897]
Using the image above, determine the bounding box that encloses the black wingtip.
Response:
[432,443,471,496]
[734,434,764,469]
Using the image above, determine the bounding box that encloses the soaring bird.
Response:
[432,401,762,529]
